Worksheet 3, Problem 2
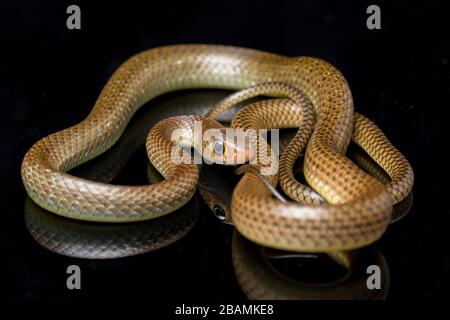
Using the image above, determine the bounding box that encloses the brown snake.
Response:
[21,44,414,252]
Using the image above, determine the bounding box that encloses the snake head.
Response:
[202,128,255,165]
[197,183,234,225]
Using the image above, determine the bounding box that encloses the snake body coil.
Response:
[21,44,414,252]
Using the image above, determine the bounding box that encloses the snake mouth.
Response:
[213,205,227,222]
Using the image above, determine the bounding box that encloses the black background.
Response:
[1,0,449,302]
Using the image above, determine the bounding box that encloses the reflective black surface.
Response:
[1,0,449,301]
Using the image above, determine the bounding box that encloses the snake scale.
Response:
[21,44,414,252]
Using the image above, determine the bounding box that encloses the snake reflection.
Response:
[202,135,411,300]
[21,45,414,253]
[24,91,236,259]
[25,90,412,299]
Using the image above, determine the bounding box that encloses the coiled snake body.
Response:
[21,44,414,252]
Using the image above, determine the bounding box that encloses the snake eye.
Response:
[213,140,224,154]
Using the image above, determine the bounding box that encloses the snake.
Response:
[21,44,414,252]
[23,89,408,301]
[26,150,397,298]
[25,90,244,259]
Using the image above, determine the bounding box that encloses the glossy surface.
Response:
[20,43,413,252]
[1,0,448,300]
